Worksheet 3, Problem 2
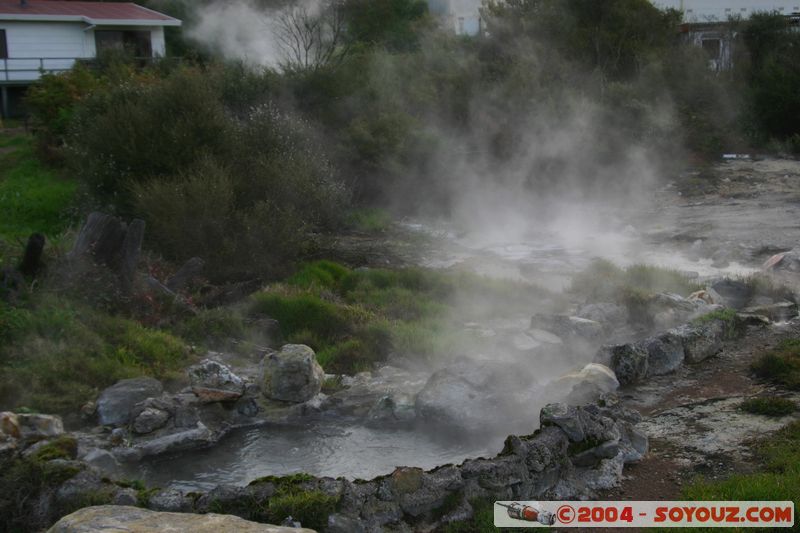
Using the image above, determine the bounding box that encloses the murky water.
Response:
[129,423,500,491]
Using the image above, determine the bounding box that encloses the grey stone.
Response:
[327,514,365,533]
[710,279,753,309]
[570,440,620,467]
[741,301,797,322]
[540,403,585,442]
[189,359,245,403]
[673,322,724,363]
[530,315,604,341]
[576,302,627,328]
[81,448,121,475]
[597,343,648,385]
[47,506,315,532]
[261,345,324,403]
[16,413,64,441]
[643,332,685,376]
[97,378,163,426]
[112,488,138,506]
[132,407,171,434]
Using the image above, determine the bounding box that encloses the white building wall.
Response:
[0,20,168,82]
[651,1,800,22]
[151,26,166,57]
[0,21,91,81]
[428,0,482,35]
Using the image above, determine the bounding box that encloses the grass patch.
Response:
[346,207,393,233]
[441,499,527,533]
[0,295,192,414]
[740,397,797,417]
[751,338,800,390]
[682,421,800,521]
[570,259,701,302]
[0,133,77,241]
[693,308,741,339]
[29,435,78,462]
[252,261,555,374]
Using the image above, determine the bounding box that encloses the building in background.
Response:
[0,0,181,117]
[428,0,483,36]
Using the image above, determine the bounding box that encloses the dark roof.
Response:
[0,0,181,25]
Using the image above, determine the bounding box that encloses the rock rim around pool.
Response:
[261,344,325,403]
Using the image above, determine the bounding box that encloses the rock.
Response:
[552,364,619,404]
[115,422,215,461]
[672,322,724,363]
[132,407,170,434]
[261,345,324,403]
[189,359,245,403]
[110,428,127,446]
[643,332,685,376]
[327,513,365,533]
[147,489,194,512]
[414,359,524,433]
[112,488,138,506]
[576,302,627,328]
[741,301,797,322]
[531,315,603,342]
[570,440,620,467]
[82,448,121,476]
[709,279,753,309]
[763,249,800,272]
[367,394,416,425]
[166,257,205,292]
[597,343,648,385]
[47,505,316,533]
[540,403,584,442]
[0,411,21,439]
[17,413,64,440]
[528,329,563,345]
[97,377,163,427]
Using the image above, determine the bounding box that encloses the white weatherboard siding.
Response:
[0,21,167,82]
[651,1,800,22]
[0,21,91,81]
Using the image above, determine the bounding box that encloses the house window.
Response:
[0,30,7,60]
[702,39,721,60]
[95,30,152,57]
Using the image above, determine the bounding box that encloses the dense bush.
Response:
[68,66,347,281]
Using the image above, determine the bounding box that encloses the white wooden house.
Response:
[0,0,181,116]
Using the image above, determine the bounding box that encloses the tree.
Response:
[274,0,350,72]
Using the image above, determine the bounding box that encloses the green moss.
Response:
[751,339,800,390]
[740,397,797,417]
[693,308,741,339]
[30,436,78,462]
[346,207,393,233]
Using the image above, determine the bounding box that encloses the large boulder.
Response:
[261,345,324,403]
[47,505,316,533]
[550,363,619,404]
[596,343,648,385]
[531,315,604,342]
[414,359,529,433]
[97,377,163,426]
[189,359,245,403]
[709,279,752,309]
[643,332,685,376]
[672,322,724,363]
[17,413,64,440]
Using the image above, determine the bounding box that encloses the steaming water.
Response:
[131,189,792,491]
[126,423,498,491]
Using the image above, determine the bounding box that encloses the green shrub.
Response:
[173,308,246,346]
[570,260,701,301]
[287,260,352,290]
[751,339,800,390]
[251,290,350,342]
[740,397,797,417]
